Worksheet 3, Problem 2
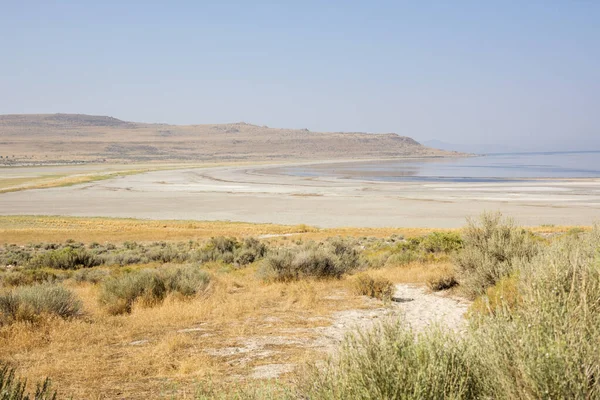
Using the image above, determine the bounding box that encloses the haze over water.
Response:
[280,151,600,183]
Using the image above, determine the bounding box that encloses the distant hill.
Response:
[0,114,461,164]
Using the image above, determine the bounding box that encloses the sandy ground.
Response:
[0,162,599,227]
[201,284,469,379]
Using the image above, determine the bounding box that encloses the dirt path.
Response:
[391,284,470,332]
[200,284,471,379]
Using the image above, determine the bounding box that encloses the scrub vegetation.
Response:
[0,213,597,399]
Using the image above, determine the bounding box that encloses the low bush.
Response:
[234,238,267,266]
[99,265,211,315]
[196,237,267,266]
[455,212,538,298]
[0,365,56,400]
[29,247,101,270]
[0,245,33,267]
[299,223,600,400]
[0,284,82,324]
[380,232,461,268]
[420,231,463,253]
[469,227,600,398]
[100,270,167,315]
[161,265,211,297]
[260,241,360,281]
[354,274,394,301]
[147,245,189,263]
[304,321,481,399]
[384,251,421,267]
[0,269,64,287]
[72,268,109,284]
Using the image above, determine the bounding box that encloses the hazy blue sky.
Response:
[1,1,599,150]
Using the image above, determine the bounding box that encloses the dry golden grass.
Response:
[0,255,451,399]
[0,216,587,246]
[0,216,450,245]
[367,261,457,285]
[0,263,382,399]
[0,216,592,399]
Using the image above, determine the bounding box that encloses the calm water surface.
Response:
[280,151,600,183]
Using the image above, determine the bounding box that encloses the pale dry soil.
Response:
[0,161,598,227]
[206,284,469,380]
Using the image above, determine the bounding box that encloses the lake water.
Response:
[277,151,600,183]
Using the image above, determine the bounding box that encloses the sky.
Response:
[1,1,599,151]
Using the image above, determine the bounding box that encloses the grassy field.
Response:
[0,214,597,399]
[0,215,584,245]
[0,227,457,398]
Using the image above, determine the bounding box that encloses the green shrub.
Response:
[384,251,421,267]
[103,250,147,266]
[304,321,481,399]
[258,250,294,281]
[0,365,56,400]
[233,238,267,266]
[420,231,463,253]
[195,237,267,266]
[72,268,109,284]
[354,274,394,301]
[29,247,101,270]
[380,232,461,268]
[0,284,82,324]
[99,270,167,315]
[0,245,33,267]
[455,212,538,299]
[0,270,63,287]
[260,242,359,281]
[327,237,360,269]
[99,265,211,315]
[469,227,600,399]
[161,265,211,297]
[364,252,390,269]
[291,248,342,278]
[196,237,238,264]
[147,244,188,263]
[300,224,600,400]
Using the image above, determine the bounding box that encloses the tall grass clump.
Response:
[0,284,82,325]
[304,321,481,399]
[0,365,56,400]
[99,265,211,315]
[469,226,600,399]
[455,212,538,298]
[260,240,360,281]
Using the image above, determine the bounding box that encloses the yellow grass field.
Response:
[0,215,584,245]
[0,216,592,398]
